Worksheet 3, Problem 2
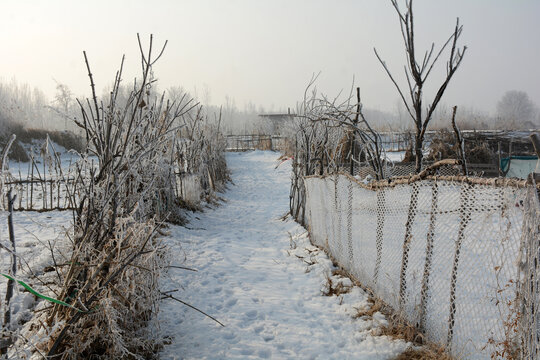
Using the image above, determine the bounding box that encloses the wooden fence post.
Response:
[2,190,17,342]
[530,133,540,182]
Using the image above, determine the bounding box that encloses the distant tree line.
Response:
[1,79,537,148]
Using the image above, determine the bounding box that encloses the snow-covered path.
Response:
[159,151,408,360]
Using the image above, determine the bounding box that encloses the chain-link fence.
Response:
[348,161,461,180]
[297,172,539,359]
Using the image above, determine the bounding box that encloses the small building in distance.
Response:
[258,108,296,135]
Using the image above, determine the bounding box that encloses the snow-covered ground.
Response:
[0,210,72,341]
[159,151,409,360]
[384,151,406,163]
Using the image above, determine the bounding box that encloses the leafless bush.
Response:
[0,33,228,358]
[290,76,385,179]
[175,105,229,199]
[38,34,196,359]
[288,78,386,224]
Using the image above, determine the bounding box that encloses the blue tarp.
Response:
[500,156,538,179]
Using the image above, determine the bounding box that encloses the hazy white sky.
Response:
[0,0,538,114]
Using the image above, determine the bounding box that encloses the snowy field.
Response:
[0,210,72,346]
[159,151,409,360]
[384,151,405,163]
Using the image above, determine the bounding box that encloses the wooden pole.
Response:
[0,190,17,355]
[451,106,467,175]
[3,190,17,329]
[530,133,540,181]
[498,141,502,177]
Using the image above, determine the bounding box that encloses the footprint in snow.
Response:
[222,331,236,341]
[240,347,254,355]
[258,349,272,358]
[255,274,267,282]
[245,309,258,319]
[253,325,264,334]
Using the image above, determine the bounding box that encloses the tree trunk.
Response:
[415,135,423,173]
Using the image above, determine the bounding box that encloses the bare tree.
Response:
[50,81,75,130]
[375,0,467,173]
[496,90,537,129]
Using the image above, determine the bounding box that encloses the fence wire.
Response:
[300,173,539,359]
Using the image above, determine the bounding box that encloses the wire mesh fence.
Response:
[297,172,539,359]
[347,161,461,180]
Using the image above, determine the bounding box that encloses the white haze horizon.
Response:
[0,0,539,118]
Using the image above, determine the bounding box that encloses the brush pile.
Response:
[425,129,494,164]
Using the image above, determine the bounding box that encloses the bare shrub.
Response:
[278,137,296,158]
[42,34,195,359]
[467,142,494,164]
[402,148,415,163]
[176,106,229,198]
[1,34,228,358]
[292,77,385,179]
[393,347,454,360]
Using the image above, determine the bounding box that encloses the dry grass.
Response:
[401,130,495,167]
[18,127,85,153]
[380,316,424,345]
[331,268,349,278]
[378,308,455,360]
[353,298,384,319]
[338,275,456,360]
[394,347,454,360]
[310,257,456,360]
[322,274,352,297]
